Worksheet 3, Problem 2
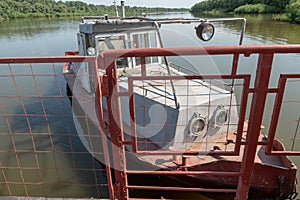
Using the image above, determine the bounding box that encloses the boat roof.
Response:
[79,16,207,35]
[80,16,158,34]
[79,16,246,46]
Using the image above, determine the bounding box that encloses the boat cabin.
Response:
[69,16,241,152]
[62,13,298,199]
[76,17,166,93]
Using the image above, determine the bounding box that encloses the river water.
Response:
[0,12,300,198]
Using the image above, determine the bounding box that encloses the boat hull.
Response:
[64,70,297,199]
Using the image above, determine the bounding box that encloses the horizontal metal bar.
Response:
[267,88,278,93]
[150,17,245,24]
[128,199,169,200]
[0,113,73,117]
[240,141,267,145]
[127,185,237,193]
[135,150,238,156]
[0,166,106,172]
[249,88,279,93]
[0,198,110,200]
[126,170,241,176]
[0,150,105,154]
[0,95,69,99]
[280,74,300,79]
[266,151,300,156]
[99,44,300,59]
[0,56,95,64]
[128,74,249,81]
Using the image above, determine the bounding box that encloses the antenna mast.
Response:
[121,1,125,18]
[113,0,119,17]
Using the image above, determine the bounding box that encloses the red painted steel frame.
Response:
[235,53,274,199]
[0,56,95,64]
[123,74,250,156]
[105,62,128,200]
[0,56,115,199]
[92,60,115,199]
[98,44,300,200]
[1,44,300,199]
[267,74,300,155]
[98,44,300,61]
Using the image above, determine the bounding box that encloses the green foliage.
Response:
[191,0,250,13]
[234,4,277,13]
[272,13,289,21]
[191,0,290,14]
[286,0,300,23]
[0,0,188,19]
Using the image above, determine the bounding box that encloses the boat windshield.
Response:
[97,35,126,50]
[97,35,129,68]
[96,29,162,69]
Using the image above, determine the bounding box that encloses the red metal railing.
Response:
[99,44,300,200]
[0,56,114,199]
[0,44,300,199]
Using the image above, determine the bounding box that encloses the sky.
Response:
[79,0,201,8]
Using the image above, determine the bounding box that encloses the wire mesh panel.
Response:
[99,45,300,200]
[0,58,110,199]
[267,75,300,155]
[1,45,300,200]
[119,75,250,156]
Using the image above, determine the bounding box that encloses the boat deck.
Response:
[64,69,290,170]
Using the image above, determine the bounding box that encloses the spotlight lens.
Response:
[195,23,215,41]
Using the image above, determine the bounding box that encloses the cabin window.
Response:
[97,35,126,50]
[96,35,129,69]
[131,31,161,66]
[96,30,161,69]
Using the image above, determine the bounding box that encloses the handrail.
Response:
[1,44,300,199]
[98,44,300,200]
[98,44,300,60]
[0,56,95,64]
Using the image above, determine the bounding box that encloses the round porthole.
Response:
[213,106,228,127]
[189,113,207,137]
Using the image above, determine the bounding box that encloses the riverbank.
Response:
[1,11,300,198]
[191,0,300,24]
[0,0,188,20]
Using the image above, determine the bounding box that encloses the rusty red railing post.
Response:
[92,58,115,199]
[235,53,274,199]
[105,60,128,200]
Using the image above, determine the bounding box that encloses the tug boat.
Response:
[63,8,297,199]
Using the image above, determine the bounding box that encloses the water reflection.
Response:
[0,18,79,57]
[0,61,108,197]
[193,13,300,44]
[0,18,79,39]
[1,13,300,198]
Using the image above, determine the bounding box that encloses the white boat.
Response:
[65,15,242,157]
[63,7,297,199]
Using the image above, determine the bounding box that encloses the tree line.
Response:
[190,0,300,23]
[0,0,188,19]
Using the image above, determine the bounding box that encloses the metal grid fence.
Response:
[0,57,110,199]
[1,44,300,199]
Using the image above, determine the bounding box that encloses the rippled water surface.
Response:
[0,13,300,198]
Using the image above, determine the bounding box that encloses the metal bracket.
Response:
[101,74,109,97]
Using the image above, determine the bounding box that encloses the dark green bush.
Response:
[234,4,277,14]
[0,0,188,20]
[286,0,300,23]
